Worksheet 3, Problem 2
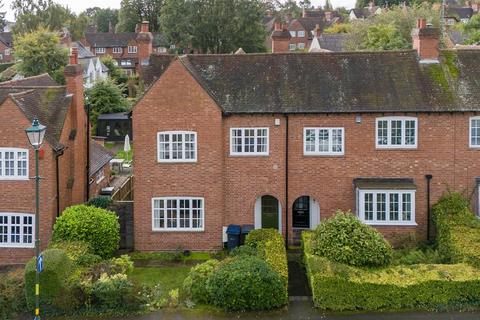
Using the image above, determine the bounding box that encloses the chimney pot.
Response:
[412,18,440,61]
[274,22,282,31]
[417,18,427,29]
[140,21,149,33]
[70,47,78,65]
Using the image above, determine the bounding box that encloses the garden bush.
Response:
[53,205,120,258]
[207,256,287,311]
[0,269,26,319]
[433,192,480,267]
[312,211,393,267]
[49,240,94,266]
[90,273,135,309]
[229,245,258,257]
[87,195,113,209]
[25,249,73,311]
[183,259,220,304]
[302,232,480,311]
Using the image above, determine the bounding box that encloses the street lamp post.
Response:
[25,118,46,320]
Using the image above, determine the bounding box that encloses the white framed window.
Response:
[121,60,132,66]
[297,42,305,50]
[0,148,29,180]
[376,117,417,149]
[358,190,416,225]
[112,47,122,54]
[230,128,269,156]
[95,47,106,54]
[5,49,10,56]
[304,128,344,156]
[290,31,296,37]
[469,117,480,148]
[152,197,204,231]
[128,46,138,54]
[0,213,34,248]
[289,43,296,51]
[157,131,197,163]
[298,30,305,37]
[96,170,105,184]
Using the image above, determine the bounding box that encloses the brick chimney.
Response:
[472,2,479,12]
[313,24,321,37]
[271,23,291,53]
[411,18,440,61]
[136,21,153,69]
[302,8,308,17]
[325,11,333,21]
[64,47,88,203]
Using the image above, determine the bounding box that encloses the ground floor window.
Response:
[358,190,416,225]
[152,197,204,231]
[0,213,34,248]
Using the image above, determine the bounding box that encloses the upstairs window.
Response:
[376,117,417,149]
[298,30,305,37]
[358,190,416,225]
[0,148,28,180]
[470,117,480,148]
[112,47,122,54]
[5,49,10,56]
[304,128,344,156]
[230,128,269,156]
[95,47,106,54]
[290,31,296,37]
[128,46,138,54]
[0,213,34,248]
[152,197,204,231]
[157,131,197,163]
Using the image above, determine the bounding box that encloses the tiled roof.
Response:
[263,16,276,32]
[0,32,13,47]
[0,74,71,150]
[179,50,480,114]
[318,34,347,52]
[140,54,176,88]
[448,30,470,45]
[90,141,115,176]
[293,17,326,36]
[152,32,169,47]
[446,7,474,20]
[73,41,95,59]
[85,32,169,48]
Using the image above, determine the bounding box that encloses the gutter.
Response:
[86,104,90,201]
[285,114,289,247]
[426,174,433,241]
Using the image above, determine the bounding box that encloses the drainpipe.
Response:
[55,149,65,217]
[425,174,433,242]
[86,103,90,201]
[285,114,289,247]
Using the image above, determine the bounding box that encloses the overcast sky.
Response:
[3,0,356,21]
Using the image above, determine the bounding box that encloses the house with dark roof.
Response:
[132,19,480,251]
[72,41,108,88]
[349,2,382,20]
[81,22,169,75]
[0,32,13,63]
[445,6,475,25]
[0,49,112,264]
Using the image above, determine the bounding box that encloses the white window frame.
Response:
[96,169,105,184]
[289,43,296,51]
[128,46,138,54]
[95,47,106,54]
[112,47,123,54]
[290,31,296,37]
[152,197,205,232]
[469,116,480,148]
[0,213,35,248]
[375,116,418,149]
[303,127,344,156]
[5,49,10,56]
[358,189,417,226]
[298,30,305,37]
[230,128,269,156]
[0,148,29,180]
[297,43,305,50]
[157,131,197,163]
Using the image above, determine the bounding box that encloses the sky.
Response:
[3,0,356,21]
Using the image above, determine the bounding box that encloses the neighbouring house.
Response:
[0,32,13,63]
[72,41,108,88]
[133,19,480,251]
[0,49,112,264]
[89,139,115,196]
[96,112,133,142]
[309,25,347,52]
[81,22,168,75]
[349,1,382,20]
[445,7,475,25]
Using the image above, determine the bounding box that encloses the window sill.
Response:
[0,244,35,248]
[303,153,345,157]
[157,160,197,164]
[363,222,418,227]
[0,177,29,181]
[152,229,205,233]
[229,154,269,157]
[375,147,417,150]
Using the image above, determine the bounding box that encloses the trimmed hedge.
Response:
[0,269,26,319]
[183,259,220,304]
[245,229,288,285]
[311,211,392,267]
[25,249,73,311]
[207,256,286,311]
[302,232,480,311]
[53,205,120,258]
[433,192,480,267]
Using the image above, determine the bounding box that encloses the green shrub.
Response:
[53,205,120,258]
[87,195,113,209]
[302,232,480,311]
[183,259,219,304]
[312,211,393,267]
[229,245,258,257]
[245,228,279,248]
[0,269,26,319]
[76,253,103,267]
[91,273,135,309]
[392,247,442,265]
[433,192,480,266]
[111,255,134,274]
[25,249,73,311]
[207,256,287,311]
[49,240,93,265]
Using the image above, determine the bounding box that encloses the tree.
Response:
[364,24,409,50]
[116,0,163,32]
[278,0,301,18]
[84,7,119,32]
[100,55,129,86]
[299,0,312,9]
[324,0,333,11]
[462,14,480,45]
[160,0,192,51]
[14,28,69,84]
[323,23,352,33]
[0,0,6,32]
[85,79,130,128]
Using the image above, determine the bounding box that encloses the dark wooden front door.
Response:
[293,196,310,228]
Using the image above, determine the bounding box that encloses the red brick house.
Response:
[133,21,480,251]
[81,22,169,75]
[0,32,13,63]
[0,50,112,264]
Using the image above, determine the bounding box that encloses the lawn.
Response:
[129,266,190,289]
